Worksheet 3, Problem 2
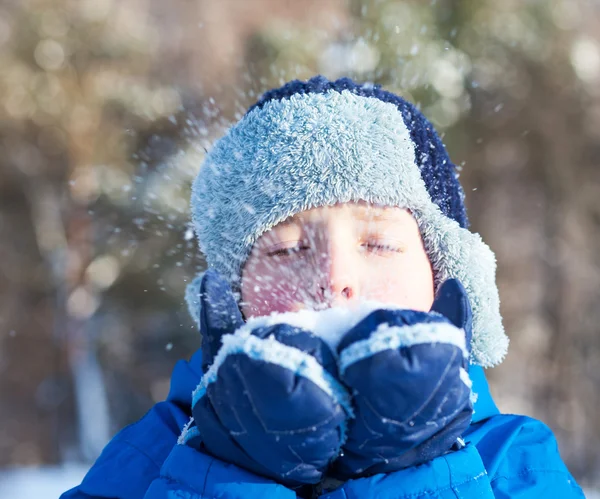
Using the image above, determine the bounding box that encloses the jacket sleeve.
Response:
[321,443,495,499]
[143,444,297,499]
[472,415,585,499]
[60,401,189,499]
[60,351,205,499]
[319,414,584,499]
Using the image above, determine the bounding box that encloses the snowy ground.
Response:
[0,465,88,499]
[0,465,598,498]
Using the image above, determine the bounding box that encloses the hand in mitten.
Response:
[181,270,352,489]
[331,279,474,480]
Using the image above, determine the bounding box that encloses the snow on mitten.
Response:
[181,270,352,489]
[331,279,474,479]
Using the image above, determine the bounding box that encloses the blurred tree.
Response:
[0,0,201,464]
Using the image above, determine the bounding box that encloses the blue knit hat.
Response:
[187,75,508,367]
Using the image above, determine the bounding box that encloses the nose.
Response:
[318,285,353,300]
[316,239,358,305]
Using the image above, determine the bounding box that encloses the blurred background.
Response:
[0,0,599,496]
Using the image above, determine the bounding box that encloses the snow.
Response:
[337,321,467,374]
[242,300,424,351]
[0,464,88,499]
[192,332,354,419]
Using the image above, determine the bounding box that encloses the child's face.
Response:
[240,201,434,318]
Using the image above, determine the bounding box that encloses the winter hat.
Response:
[186,75,508,367]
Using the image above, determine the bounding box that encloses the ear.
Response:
[430,279,473,352]
[199,269,244,370]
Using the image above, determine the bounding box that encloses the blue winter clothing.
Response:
[188,270,350,488]
[331,279,473,479]
[62,294,583,499]
[182,272,473,489]
[60,356,584,499]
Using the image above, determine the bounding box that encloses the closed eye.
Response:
[266,245,311,258]
[361,242,405,254]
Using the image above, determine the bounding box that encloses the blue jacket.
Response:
[61,351,584,499]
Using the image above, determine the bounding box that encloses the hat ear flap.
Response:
[199,269,244,334]
[430,278,473,352]
[186,269,244,371]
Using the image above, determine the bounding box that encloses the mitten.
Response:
[331,279,474,479]
[182,270,352,489]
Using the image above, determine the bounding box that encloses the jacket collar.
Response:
[167,349,205,407]
[469,364,500,423]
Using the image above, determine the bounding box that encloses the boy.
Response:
[62,76,584,498]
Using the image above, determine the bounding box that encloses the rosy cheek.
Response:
[259,293,297,315]
[359,268,432,311]
[244,277,305,316]
[362,280,407,304]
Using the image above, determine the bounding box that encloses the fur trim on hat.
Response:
[188,88,508,367]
